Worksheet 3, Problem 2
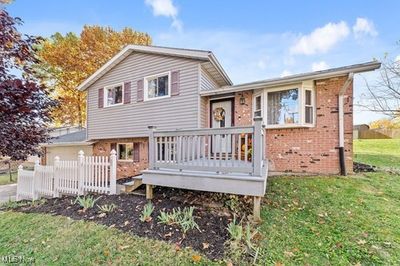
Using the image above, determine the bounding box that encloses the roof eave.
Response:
[200,61,381,96]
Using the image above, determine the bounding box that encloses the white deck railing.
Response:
[148,117,265,176]
[17,150,117,201]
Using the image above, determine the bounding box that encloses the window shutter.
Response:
[98,88,104,108]
[133,142,140,162]
[124,82,131,104]
[110,143,117,153]
[171,70,180,96]
[137,79,144,102]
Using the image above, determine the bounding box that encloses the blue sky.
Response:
[4,0,400,124]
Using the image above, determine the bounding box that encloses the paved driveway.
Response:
[0,183,17,203]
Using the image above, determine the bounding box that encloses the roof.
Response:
[43,130,94,147]
[77,44,233,91]
[200,61,381,96]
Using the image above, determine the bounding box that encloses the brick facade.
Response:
[231,76,353,175]
[93,137,149,179]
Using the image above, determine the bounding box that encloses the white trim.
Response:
[42,142,94,147]
[116,142,134,162]
[252,92,263,120]
[143,71,171,102]
[104,82,124,107]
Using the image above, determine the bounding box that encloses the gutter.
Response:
[338,73,354,176]
[42,141,95,147]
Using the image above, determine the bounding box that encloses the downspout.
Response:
[338,72,354,176]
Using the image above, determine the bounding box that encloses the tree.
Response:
[0,10,57,160]
[360,54,400,118]
[369,118,400,129]
[37,26,152,127]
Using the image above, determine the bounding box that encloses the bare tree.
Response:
[359,55,400,118]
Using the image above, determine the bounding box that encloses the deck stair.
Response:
[121,175,143,193]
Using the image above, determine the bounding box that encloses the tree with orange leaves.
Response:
[37,26,152,127]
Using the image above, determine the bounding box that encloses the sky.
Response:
[3,0,400,124]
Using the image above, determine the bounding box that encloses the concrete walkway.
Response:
[0,183,17,203]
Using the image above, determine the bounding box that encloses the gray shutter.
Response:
[124,81,131,104]
[98,88,104,108]
[137,79,144,102]
[171,70,180,96]
[133,142,140,162]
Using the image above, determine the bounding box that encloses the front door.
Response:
[210,99,233,154]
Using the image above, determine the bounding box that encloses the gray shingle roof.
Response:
[49,130,87,144]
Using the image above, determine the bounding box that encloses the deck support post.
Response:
[253,196,261,222]
[146,184,154,199]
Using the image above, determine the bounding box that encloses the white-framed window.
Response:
[117,143,133,161]
[253,93,262,117]
[255,81,315,128]
[144,72,170,101]
[105,83,124,107]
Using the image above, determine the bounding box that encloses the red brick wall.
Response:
[231,76,353,175]
[93,137,148,179]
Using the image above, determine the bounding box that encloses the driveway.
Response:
[0,183,17,203]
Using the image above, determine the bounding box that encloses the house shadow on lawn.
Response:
[10,187,255,260]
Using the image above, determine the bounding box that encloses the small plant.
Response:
[0,198,28,210]
[30,198,47,207]
[98,203,116,213]
[227,216,243,242]
[158,207,200,234]
[140,202,154,222]
[74,195,100,211]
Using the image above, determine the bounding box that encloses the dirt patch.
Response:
[354,162,376,173]
[12,188,248,260]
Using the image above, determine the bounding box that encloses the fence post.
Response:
[53,156,60,198]
[78,150,84,195]
[110,149,117,195]
[32,160,40,200]
[252,117,264,177]
[148,126,156,170]
[16,165,23,201]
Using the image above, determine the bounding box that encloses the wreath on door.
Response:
[213,107,226,121]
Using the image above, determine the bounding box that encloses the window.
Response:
[305,89,314,124]
[105,84,123,106]
[145,73,170,100]
[254,95,262,117]
[117,143,133,161]
[267,88,299,125]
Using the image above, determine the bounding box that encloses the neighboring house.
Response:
[49,126,83,138]
[74,45,380,179]
[41,129,93,165]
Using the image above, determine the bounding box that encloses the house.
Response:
[353,124,370,139]
[41,129,93,165]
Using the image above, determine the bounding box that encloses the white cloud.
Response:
[353,18,378,38]
[290,21,350,55]
[280,70,292,77]
[311,61,329,71]
[395,55,400,62]
[145,0,182,32]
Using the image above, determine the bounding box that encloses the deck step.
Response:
[122,175,143,193]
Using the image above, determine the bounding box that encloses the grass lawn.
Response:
[0,171,17,185]
[354,139,400,169]
[0,211,213,265]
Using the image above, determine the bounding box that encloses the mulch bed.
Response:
[11,187,254,260]
[353,162,377,173]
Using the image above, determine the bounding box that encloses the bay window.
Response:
[254,81,315,128]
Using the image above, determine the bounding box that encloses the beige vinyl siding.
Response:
[199,67,219,128]
[87,52,200,139]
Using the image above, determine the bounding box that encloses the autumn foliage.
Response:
[0,10,57,160]
[37,26,152,127]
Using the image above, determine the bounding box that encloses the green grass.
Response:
[0,212,213,265]
[354,139,400,169]
[0,171,17,185]
[259,172,400,265]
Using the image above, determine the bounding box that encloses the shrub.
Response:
[227,216,243,242]
[74,195,100,211]
[140,202,154,222]
[98,203,116,213]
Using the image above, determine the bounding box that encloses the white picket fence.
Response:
[16,150,117,200]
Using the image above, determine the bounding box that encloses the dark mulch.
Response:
[354,162,377,173]
[12,188,251,260]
